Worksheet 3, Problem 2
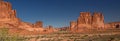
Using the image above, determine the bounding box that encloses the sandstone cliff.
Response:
[77,12,92,29]
[0,0,56,35]
[92,12,104,29]
[70,12,120,32]
[0,1,20,28]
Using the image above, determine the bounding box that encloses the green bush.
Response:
[0,27,25,41]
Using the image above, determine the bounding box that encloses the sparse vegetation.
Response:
[0,27,120,41]
[0,27,25,41]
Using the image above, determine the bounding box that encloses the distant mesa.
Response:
[69,12,120,33]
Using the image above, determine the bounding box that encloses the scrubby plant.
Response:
[0,27,25,41]
[0,27,9,41]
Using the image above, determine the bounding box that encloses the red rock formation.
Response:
[105,22,120,29]
[92,12,104,29]
[77,12,92,24]
[70,12,120,33]
[77,12,92,29]
[70,12,105,32]
[0,0,56,35]
[70,21,77,31]
[45,25,54,32]
[0,0,20,28]
[34,21,43,28]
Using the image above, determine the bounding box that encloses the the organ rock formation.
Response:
[92,12,104,29]
[70,12,120,32]
[77,12,92,29]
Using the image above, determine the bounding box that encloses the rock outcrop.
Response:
[77,12,92,29]
[70,21,77,31]
[34,21,43,28]
[0,0,56,35]
[70,12,105,32]
[0,0,20,28]
[44,25,54,33]
[105,22,120,29]
[92,12,104,29]
[70,12,120,33]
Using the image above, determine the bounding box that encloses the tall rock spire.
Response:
[92,12,104,29]
[77,12,92,24]
[77,12,92,29]
[0,0,12,19]
[0,0,19,23]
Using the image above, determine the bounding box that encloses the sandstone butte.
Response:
[0,0,120,35]
[70,12,120,33]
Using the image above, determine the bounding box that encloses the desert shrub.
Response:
[80,35,88,39]
[0,27,25,41]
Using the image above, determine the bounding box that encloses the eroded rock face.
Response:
[77,12,92,24]
[34,21,43,28]
[0,1,20,28]
[70,21,77,31]
[77,12,92,29]
[92,12,104,29]
[70,12,120,33]
[105,22,120,29]
[0,0,56,35]
[0,1,12,18]
[70,12,105,32]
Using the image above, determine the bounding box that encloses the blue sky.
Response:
[4,0,120,27]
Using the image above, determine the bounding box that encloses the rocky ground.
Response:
[21,29,120,41]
